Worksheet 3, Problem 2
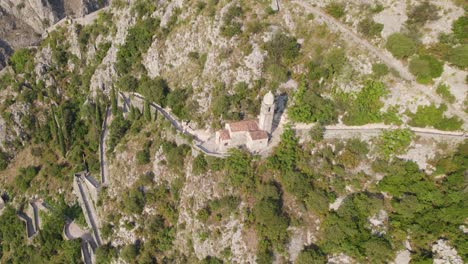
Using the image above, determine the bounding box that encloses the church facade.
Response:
[215,92,275,153]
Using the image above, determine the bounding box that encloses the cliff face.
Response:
[0,0,107,69]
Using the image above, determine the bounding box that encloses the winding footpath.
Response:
[74,175,102,246]
[291,0,468,124]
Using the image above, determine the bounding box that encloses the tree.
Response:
[138,76,169,106]
[143,99,152,121]
[111,87,118,115]
[386,33,417,59]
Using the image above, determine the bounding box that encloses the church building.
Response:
[215,92,275,152]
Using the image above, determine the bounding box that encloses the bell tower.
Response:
[258,91,275,134]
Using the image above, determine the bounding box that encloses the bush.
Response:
[448,44,468,68]
[121,244,139,262]
[409,55,444,83]
[122,187,146,214]
[0,151,9,170]
[220,5,243,38]
[358,18,383,38]
[264,33,300,66]
[436,84,456,103]
[386,33,417,59]
[225,149,254,190]
[288,83,337,124]
[325,3,345,18]
[116,17,160,75]
[408,104,462,131]
[136,148,150,165]
[372,63,389,77]
[343,80,387,125]
[452,16,467,43]
[9,49,33,74]
[15,166,40,192]
[309,124,325,142]
[378,129,414,158]
[295,245,327,264]
[192,154,208,175]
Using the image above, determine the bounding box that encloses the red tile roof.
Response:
[219,130,230,140]
[249,130,268,140]
[228,120,259,132]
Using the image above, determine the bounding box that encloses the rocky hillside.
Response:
[0,0,466,263]
[0,0,108,69]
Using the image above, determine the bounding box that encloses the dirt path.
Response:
[291,1,468,123]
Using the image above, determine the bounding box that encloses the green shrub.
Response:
[343,80,387,125]
[452,15,467,43]
[225,149,254,190]
[382,106,402,125]
[138,76,169,107]
[9,49,33,74]
[15,166,40,192]
[288,83,337,124]
[253,190,289,245]
[192,154,208,175]
[325,3,345,19]
[377,129,414,158]
[436,84,456,103]
[386,33,417,59]
[0,151,9,170]
[136,148,150,165]
[116,17,160,75]
[295,245,327,264]
[408,104,462,131]
[122,187,146,214]
[201,256,224,264]
[107,114,131,152]
[121,244,139,262]
[221,5,243,38]
[309,124,325,142]
[372,63,389,77]
[448,44,468,68]
[409,55,444,83]
[95,244,118,264]
[358,18,383,38]
[264,33,300,66]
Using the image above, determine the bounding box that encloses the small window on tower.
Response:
[268,107,271,112]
